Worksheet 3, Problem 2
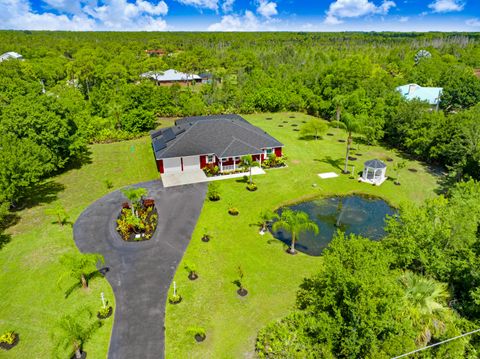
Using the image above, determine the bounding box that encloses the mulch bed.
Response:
[97,307,113,319]
[237,288,248,297]
[0,334,19,351]
[278,124,284,127]
[408,168,418,173]
[348,156,357,161]
[228,210,239,216]
[201,235,211,242]
[293,129,299,131]
[117,205,158,242]
[195,334,206,342]
[355,153,362,156]
[338,139,346,143]
[386,157,393,162]
[283,120,289,123]
[289,115,295,118]
[291,123,298,127]
[327,133,334,136]
[266,117,272,120]
[188,273,199,280]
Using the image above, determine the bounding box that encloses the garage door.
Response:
[182,156,200,172]
[163,157,182,174]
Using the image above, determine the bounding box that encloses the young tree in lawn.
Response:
[45,204,69,226]
[121,187,147,217]
[58,253,105,292]
[258,209,279,234]
[299,118,328,140]
[52,309,102,359]
[272,209,319,254]
[393,160,407,185]
[331,113,363,174]
[240,155,259,185]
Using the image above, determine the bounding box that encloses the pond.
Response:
[272,195,396,256]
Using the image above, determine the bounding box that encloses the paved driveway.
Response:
[73,180,207,359]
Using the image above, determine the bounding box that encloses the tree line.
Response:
[1,31,480,228]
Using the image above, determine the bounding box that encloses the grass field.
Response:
[0,138,158,358]
[164,112,441,358]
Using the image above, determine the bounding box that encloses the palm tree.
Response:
[258,209,279,234]
[52,309,102,359]
[272,209,319,254]
[58,253,105,291]
[400,272,450,346]
[331,113,362,174]
[122,187,147,217]
[241,155,259,185]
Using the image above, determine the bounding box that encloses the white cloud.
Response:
[466,18,480,27]
[256,0,277,18]
[428,0,464,13]
[221,0,234,12]
[208,10,279,31]
[175,0,218,10]
[399,16,409,22]
[324,0,396,24]
[0,0,168,31]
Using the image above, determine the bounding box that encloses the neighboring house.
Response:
[199,72,213,84]
[396,83,443,110]
[145,49,166,56]
[0,51,23,62]
[151,114,284,174]
[140,69,201,86]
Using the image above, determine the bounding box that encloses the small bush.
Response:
[97,306,112,319]
[104,179,114,190]
[207,182,221,201]
[228,207,239,216]
[0,331,16,345]
[184,261,198,280]
[246,183,258,192]
[169,294,182,304]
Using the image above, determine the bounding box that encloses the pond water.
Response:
[272,195,396,256]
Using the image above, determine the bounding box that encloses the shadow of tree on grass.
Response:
[314,156,344,171]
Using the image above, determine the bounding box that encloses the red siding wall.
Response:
[275,147,283,157]
[156,160,164,174]
[200,155,207,168]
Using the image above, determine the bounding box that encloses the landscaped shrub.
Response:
[228,207,239,216]
[246,183,258,192]
[169,293,182,304]
[203,163,219,177]
[207,182,221,201]
[187,326,206,342]
[262,154,286,169]
[233,265,248,296]
[97,306,113,320]
[0,330,19,350]
[184,261,198,280]
[201,228,211,242]
[116,201,158,241]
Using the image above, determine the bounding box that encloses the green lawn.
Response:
[0,138,158,358]
[165,112,441,358]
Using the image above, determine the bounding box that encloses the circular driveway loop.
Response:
[73,180,207,359]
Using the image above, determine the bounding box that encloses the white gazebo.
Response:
[360,159,387,186]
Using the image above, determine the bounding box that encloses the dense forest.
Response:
[1,31,480,356]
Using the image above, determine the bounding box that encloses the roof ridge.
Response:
[160,121,199,156]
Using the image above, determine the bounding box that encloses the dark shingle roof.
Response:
[364,159,387,169]
[151,114,283,159]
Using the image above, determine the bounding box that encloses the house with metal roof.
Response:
[396,83,443,110]
[0,51,23,62]
[151,114,283,174]
[140,69,201,86]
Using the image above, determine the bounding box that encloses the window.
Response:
[266,148,273,155]
[235,156,240,161]
[207,155,214,163]
[221,158,229,163]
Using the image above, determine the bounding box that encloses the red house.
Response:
[151,115,283,174]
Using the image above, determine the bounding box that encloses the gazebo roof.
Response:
[364,159,386,169]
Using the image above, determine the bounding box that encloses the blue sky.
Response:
[0,0,479,31]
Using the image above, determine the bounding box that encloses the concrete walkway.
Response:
[161,167,266,188]
[73,180,207,359]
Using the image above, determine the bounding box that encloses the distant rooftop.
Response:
[0,51,23,62]
[396,83,443,106]
[140,69,201,82]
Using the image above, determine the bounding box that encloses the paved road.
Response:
[73,180,207,359]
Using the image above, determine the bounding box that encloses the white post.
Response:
[352,165,355,176]
[173,281,177,297]
[233,159,236,171]
[219,160,223,173]
[101,292,106,308]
